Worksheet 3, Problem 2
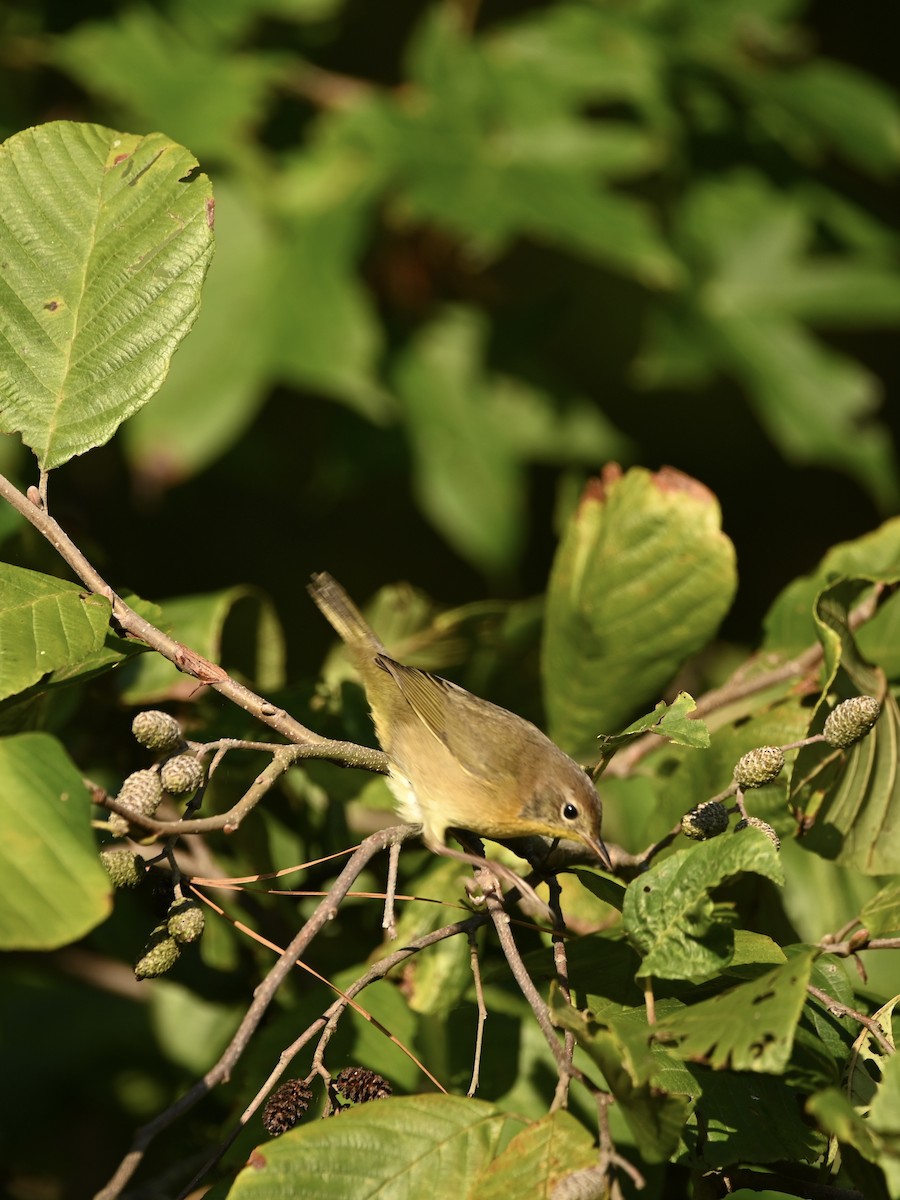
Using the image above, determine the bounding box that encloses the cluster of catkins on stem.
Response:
[681,695,881,850]
[98,710,208,979]
[261,1068,393,1136]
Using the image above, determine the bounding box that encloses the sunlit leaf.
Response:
[473,1112,597,1199]
[0,733,110,949]
[229,1096,526,1199]
[543,465,736,759]
[0,565,111,701]
[654,947,817,1073]
[0,121,214,468]
[622,830,784,980]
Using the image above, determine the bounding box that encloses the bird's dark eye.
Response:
[562,802,579,822]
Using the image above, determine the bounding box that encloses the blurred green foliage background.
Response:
[2,2,900,1196]
[2,0,899,647]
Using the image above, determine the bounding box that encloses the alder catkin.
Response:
[160,753,205,795]
[262,1080,313,1135]
[132,710,184,753]
[823,696,881,748]
[681,800,730,840]
[733,746,785,789]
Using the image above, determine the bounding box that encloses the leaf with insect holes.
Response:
[622,831,784,981]
[653,947,817,1073]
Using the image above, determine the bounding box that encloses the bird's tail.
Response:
[307,572,384,654]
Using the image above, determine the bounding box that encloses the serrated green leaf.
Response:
[0,733,110,948]
[0,564,111,701]
[654,947,816,1073]
[861,881,900,937]
[622,831,784,980]
[117,586,285,704]
[543,467,736,759]
[0,121,214,469]
[473,1112,597,1200]
[228,1095,526,1200]
[597,693,709,763]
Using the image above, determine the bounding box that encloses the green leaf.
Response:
[543,466,736,759]
[228,1096,526,1200]
[0,565,111,701]
[473,1112,597,1199]
[715,316,898,510]
[597,693,710,763]
[763,61,900,175]
[123,179,272,483]
[789,580,900,874]
[762,516,900,667]
[806,1087,881,1164]
[552,1000,694,1162]
[347,6,678,286]
[0,121,214,469]
[861,881,900,937]
[684,1067,825,1170]
[643,172,900,508]
[118,586,285,704]
[393,309,525,576]
[654,947,817,1073]
[868,1048,900,1195]
[53,9,280,163]
[622,830,784,980]
[271,143,389,421]
[572,870,628,915]
[0,733,110,949]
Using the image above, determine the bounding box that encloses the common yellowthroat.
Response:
[308,573,611,875]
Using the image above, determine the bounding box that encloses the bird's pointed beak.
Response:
[585,836,613,873]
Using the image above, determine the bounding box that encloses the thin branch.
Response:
[0,472,388,776]
[466,930,487,1097]
[818,933,900,957]
[807,983,895,1057]
[481,864,573,1082]
[90,741,381,839]
[548,877,574,1112]
[93,825,414,1200]
[382,838,402,939]
[597,1091,646,1191]
[604,586,884,778]
[181,909,490,1197]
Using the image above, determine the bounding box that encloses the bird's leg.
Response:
[433,831,554,924]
